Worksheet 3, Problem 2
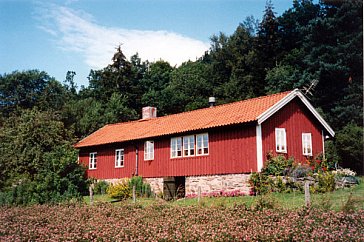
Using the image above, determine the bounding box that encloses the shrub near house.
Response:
[104,176,152,200]
[249,154,358,195]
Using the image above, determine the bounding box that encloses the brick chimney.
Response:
[142,106,157,119]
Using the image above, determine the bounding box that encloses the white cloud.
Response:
[36,4,210,70]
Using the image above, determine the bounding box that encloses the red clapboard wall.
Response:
[138,124,257,178]
[79,123,257,179]
[79,143,136,179]
[261,97,324,164]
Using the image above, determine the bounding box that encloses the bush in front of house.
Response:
[290,164,312,178]
[129,176,152,198]
[106,179,132,200]
[106,177,152,200]
[249,154,357,195]
[314,171,336,193]
[93,180,109,195]
[262,153,294,176]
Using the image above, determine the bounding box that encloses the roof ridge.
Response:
[105,118,141,127]
[106,90,292,127]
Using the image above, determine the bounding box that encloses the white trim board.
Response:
[257,89,335,137]
[256,124,263,172]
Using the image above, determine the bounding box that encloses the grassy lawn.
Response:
[83,177,364,211]
[272,183,364,210]
[173,181,364,210]
[83,194,115,203]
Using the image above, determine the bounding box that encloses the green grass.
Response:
[271,183,364,210]
[173,183,364,210]
[83,194,115,204]
[84,177,364,210]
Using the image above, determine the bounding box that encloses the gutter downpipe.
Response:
[135,145,139,176]
[321,130,325,160]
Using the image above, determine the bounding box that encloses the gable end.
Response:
[257,89,335,137]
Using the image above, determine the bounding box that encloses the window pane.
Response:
[203,139,208,147]
[177,138,182,156]
[195,134,208,155]
[171,138,176,147]
[171,137,182,158]
[183,137,188,155]
[203,134,208,142]
[171,138,175,157]
[90,153,97,169]
[145,141,154,160]
[275,129,286,153]
[150,141,154,159]
[302,133,312,156]
[120,150,124,166]
[183,135,194,156]
[197,135,202,144]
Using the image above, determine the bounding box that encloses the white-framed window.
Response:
[89,152,97,169]
[171,137,182,158]
[183,135,195,157]
[196,133,209,156]
[115,149,124,167]
[302,133,313,156]
[144,140,154,161]
[275,128,287,153]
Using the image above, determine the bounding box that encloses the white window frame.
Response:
[275,128,287,153]
[196,133,209,156]
[302,133,313,156]
[183,135,195,157]
[144,140,154,161]
[89,152,97,170]
[171,137,182,158]
[115,149,124,168]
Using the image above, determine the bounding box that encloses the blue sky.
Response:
[0,0,294,87]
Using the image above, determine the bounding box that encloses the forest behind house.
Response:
[0,0,362,204]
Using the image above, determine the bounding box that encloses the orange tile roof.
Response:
[74,91,291,148]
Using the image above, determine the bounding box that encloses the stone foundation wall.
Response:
[185,173,252,197]
[143,177,164,195]
[103,174,252,198]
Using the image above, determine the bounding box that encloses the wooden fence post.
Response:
[197,186,201,205]
[304,180,311,208]
[89,183,94,205]
[132,185,136,203]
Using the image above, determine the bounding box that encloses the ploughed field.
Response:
[0,203,363,241]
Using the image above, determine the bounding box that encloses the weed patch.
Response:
[0,204,362,241]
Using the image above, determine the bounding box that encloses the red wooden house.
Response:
[75,89,334,197]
